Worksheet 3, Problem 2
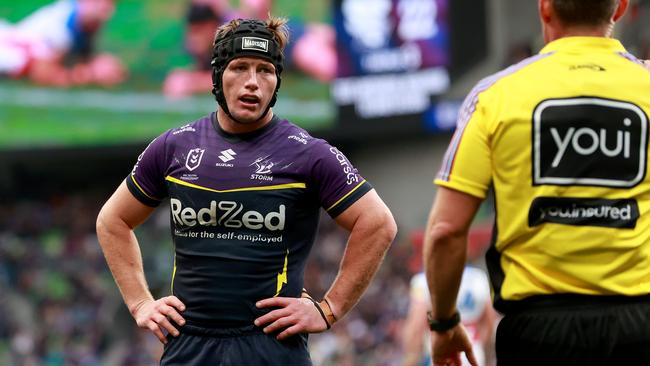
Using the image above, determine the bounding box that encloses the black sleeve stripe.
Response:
[125,175,161,207]
[327,181,373,218]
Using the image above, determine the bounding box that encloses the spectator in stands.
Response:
[0,0,127,87]
[163,1,228,98]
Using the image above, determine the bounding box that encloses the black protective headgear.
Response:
[211,19,284,121]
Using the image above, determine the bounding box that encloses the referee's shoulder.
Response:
[480,53,551,92]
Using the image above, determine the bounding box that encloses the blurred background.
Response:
[0,0,649,365]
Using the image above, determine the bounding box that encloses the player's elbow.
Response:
[373,208,398,252]
[95,205,110,239]
[95,203,121,243]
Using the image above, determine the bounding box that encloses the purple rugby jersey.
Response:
[126,113,372,328]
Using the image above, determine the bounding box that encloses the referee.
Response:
[423,1,650,365]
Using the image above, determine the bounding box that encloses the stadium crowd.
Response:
[0,193,418,365]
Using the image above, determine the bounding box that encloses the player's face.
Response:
[222,57,277,124]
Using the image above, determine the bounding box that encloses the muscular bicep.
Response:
[99,180,156,230]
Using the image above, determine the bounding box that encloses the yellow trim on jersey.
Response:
[165,175,306,192]
[171,253,177,294]
[326,180,367,212]
[130,175,160,201]
[274,249,289,297]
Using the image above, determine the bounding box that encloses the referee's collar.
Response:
[540,36,626,55]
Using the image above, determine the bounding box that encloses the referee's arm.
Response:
[96,181,185,343]
[424,186,482,320]
[424,186,482,366]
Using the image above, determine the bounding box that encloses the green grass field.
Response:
[0,0,333,149]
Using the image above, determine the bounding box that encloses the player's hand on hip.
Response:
[644,59,650,71]
[431,324,479,366]
[131,296,186,344]
[254,297,328,340]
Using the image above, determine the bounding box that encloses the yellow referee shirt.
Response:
[435,37,650,309]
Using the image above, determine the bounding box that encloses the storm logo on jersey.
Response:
[533,97,648,188]
[170,198,286,231]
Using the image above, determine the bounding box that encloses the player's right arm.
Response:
[96,181,185,344]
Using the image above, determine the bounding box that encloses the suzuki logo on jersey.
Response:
[171,198,285,231]
[219,149,237,162]
[185,148,205,171]
[533,97,648,188]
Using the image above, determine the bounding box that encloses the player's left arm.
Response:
[255,190,396,339]
[323,189,397,320]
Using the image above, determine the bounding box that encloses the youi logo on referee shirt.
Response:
[533,97,648,188]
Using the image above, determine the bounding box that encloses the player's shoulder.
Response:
[164,114,213,142]
[274,117,330,149]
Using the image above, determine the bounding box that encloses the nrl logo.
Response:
[241,37,269,52]
[185,148,205,171]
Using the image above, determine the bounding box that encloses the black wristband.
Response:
[427,311,461,332]
[305,296,331,330]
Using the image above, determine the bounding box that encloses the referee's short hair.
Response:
[552,0,618,27]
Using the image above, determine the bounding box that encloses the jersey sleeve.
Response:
[308,140,373,218]
[434,84,496,199]
[126,132,170,207]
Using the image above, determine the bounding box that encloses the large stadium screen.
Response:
[332,0,452,135]
[0,0,333,149]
